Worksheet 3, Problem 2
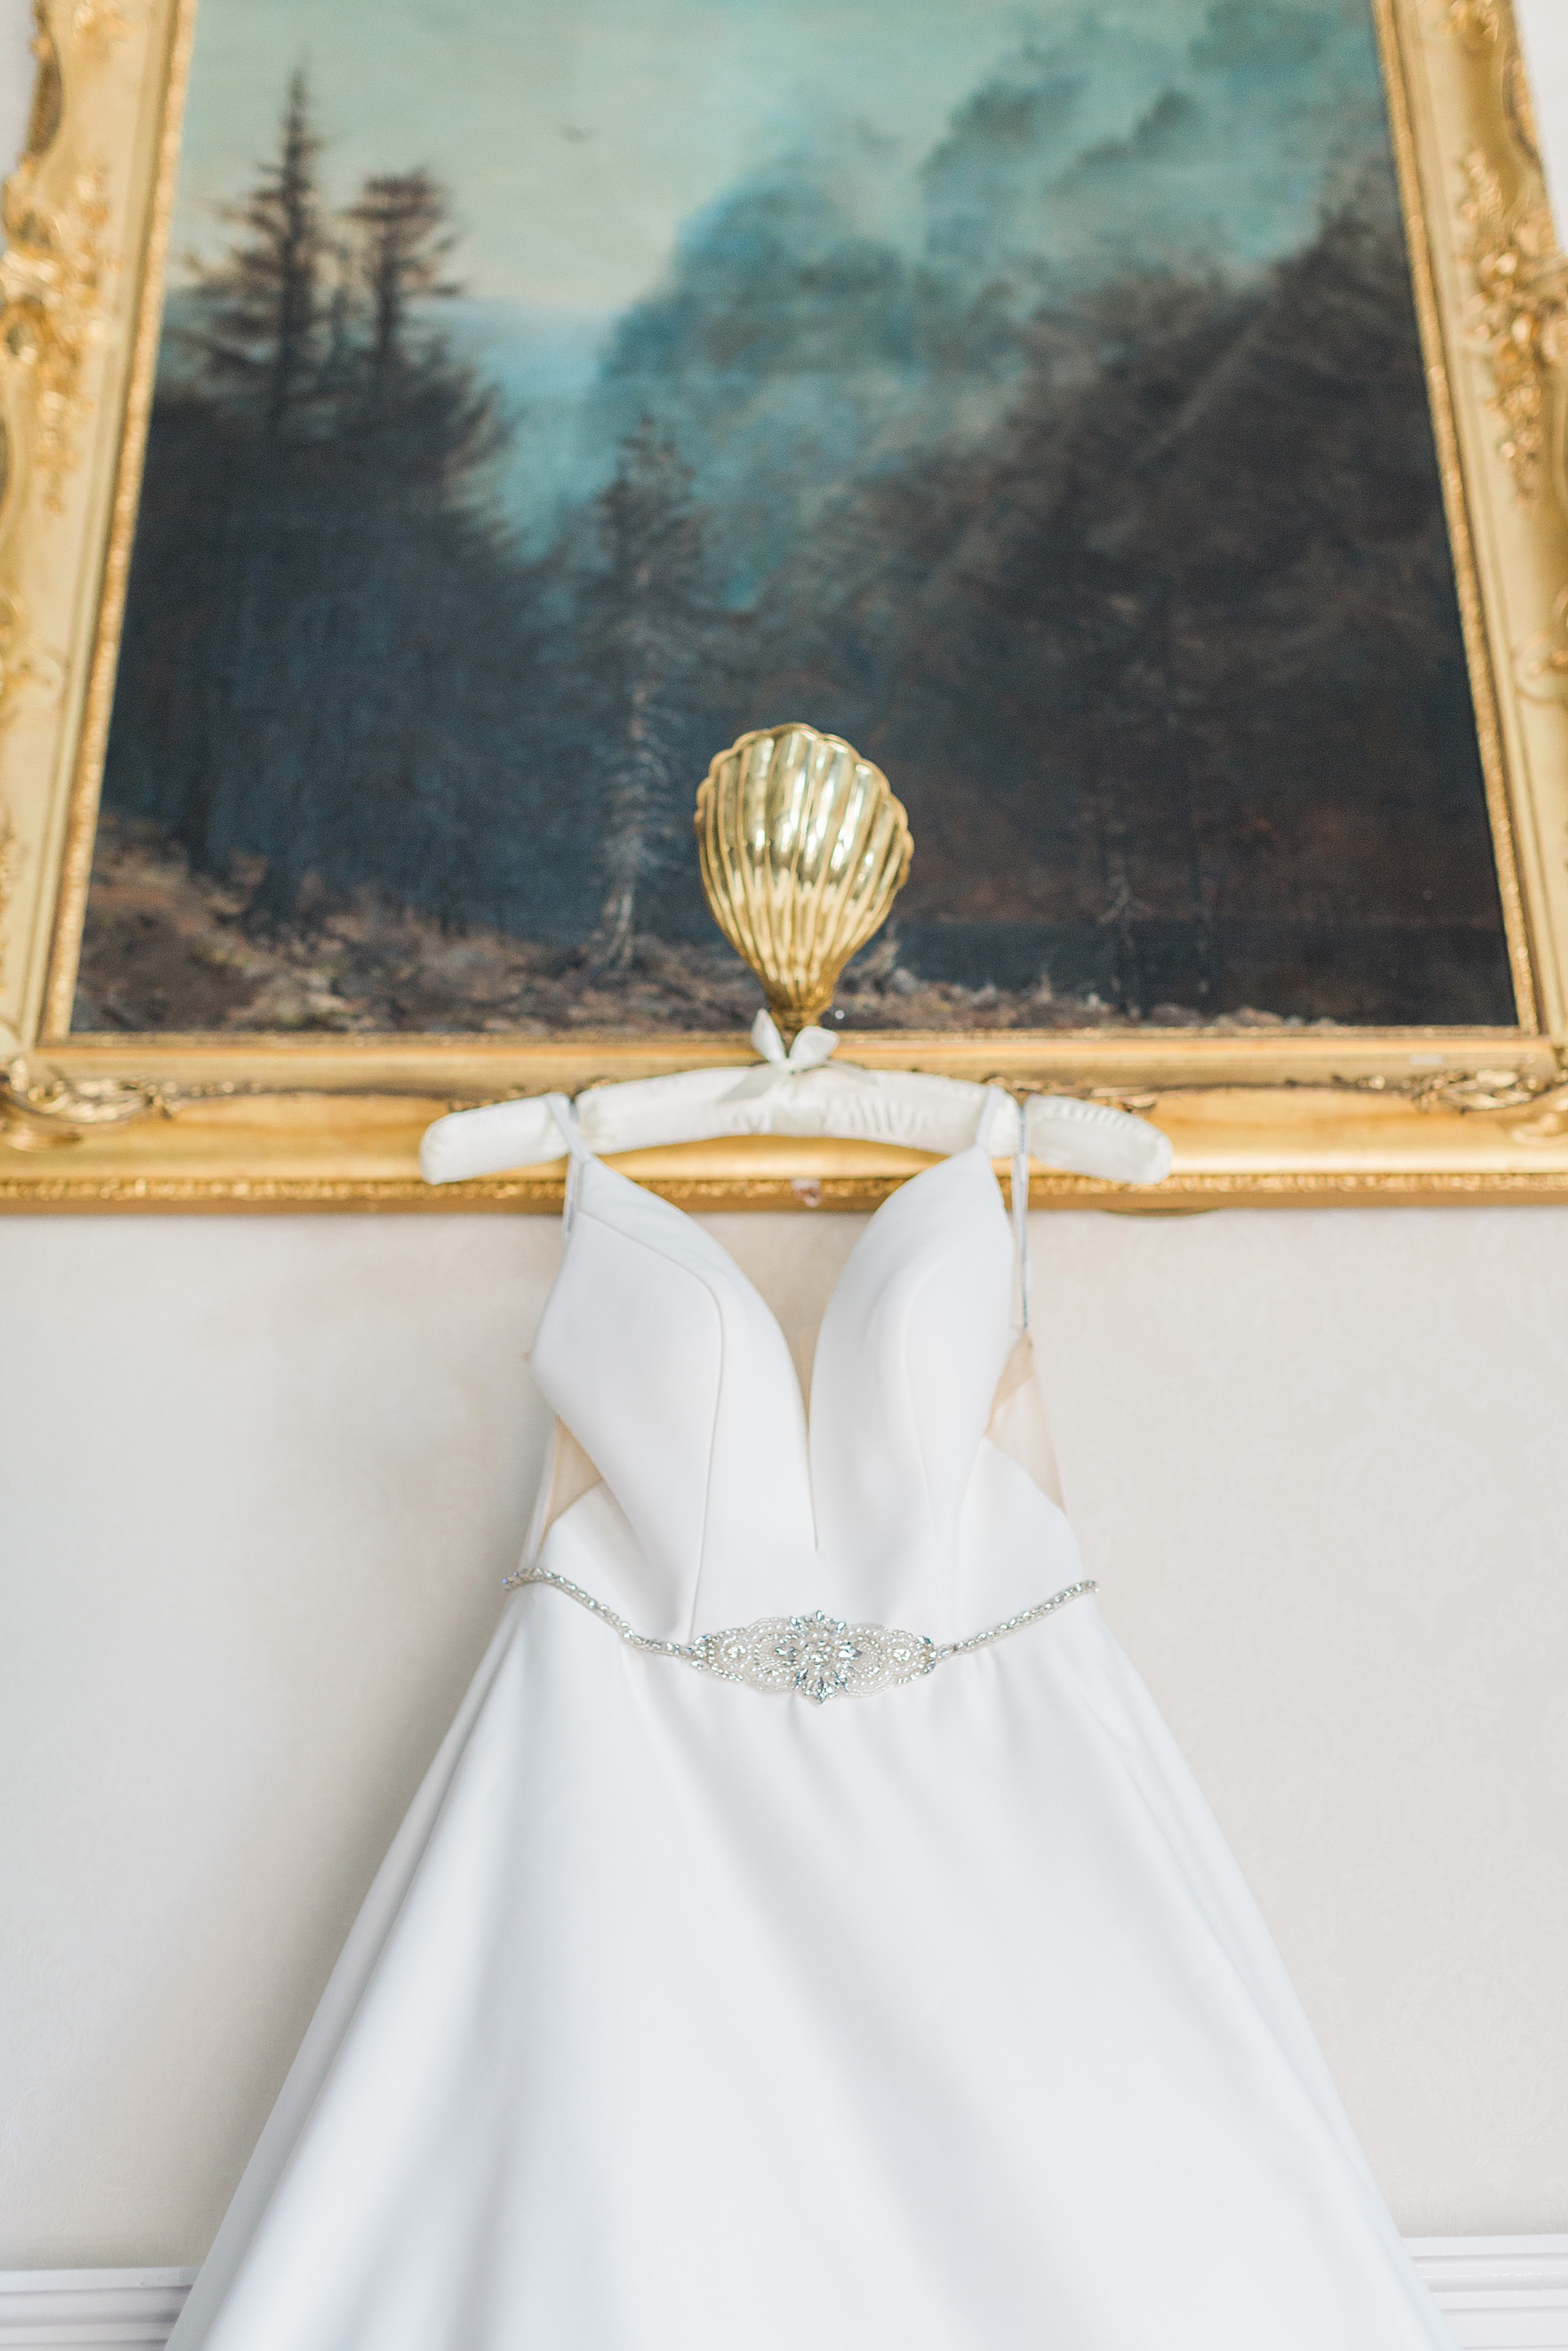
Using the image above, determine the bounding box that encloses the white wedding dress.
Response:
[169,1095,1454,2350]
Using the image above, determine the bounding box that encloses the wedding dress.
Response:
[169,1093,1454,2351]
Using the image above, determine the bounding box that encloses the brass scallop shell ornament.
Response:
[694,725,913,1041]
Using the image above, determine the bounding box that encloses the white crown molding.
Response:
[1407,2237,1568,2349]
[0,2241,1565,2348]
[0,2268,195,2347]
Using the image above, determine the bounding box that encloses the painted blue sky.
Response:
[167,0,1396,558]
[172,0,1390,310]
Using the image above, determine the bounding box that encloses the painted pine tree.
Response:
[587,420,710,970]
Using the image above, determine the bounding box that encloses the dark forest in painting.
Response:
[78,2,1515,1034]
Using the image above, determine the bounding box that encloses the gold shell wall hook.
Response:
[694,724,913,1043]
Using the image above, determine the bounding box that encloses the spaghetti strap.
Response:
[543,1092,592,1229]
[973,1085,1030,1334]
[1011,1129,1031,1333]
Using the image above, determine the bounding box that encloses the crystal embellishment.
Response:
[500,1562,1098,1703]
[696,1609,936,1702]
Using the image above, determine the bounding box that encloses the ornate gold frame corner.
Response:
[4,0,1568,1212]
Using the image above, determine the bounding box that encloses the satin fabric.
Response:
[169,1117,1455,2350]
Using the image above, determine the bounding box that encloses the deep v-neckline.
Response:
[527,1085,1034,1629]
[563,1106,1011,1404]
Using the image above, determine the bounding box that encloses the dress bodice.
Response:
[527,1098,1084,1644]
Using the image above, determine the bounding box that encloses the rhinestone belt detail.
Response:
[501,1562,1097,1704]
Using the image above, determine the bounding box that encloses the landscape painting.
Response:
[74,0,1518,1038]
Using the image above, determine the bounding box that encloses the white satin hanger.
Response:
[419,1011,1171,1190]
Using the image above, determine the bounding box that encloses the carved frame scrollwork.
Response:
[4,0,1568,1210]
[0,0,184,1055]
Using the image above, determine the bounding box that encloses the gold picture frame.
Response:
[2,0,1568,1213]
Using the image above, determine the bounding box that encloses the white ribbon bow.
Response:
[724,1010,867,1099]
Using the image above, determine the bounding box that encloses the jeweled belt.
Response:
[501,1561,1097,1704]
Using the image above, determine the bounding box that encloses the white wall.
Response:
[1523,1,1568,231]
[3,0,1568,2271]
